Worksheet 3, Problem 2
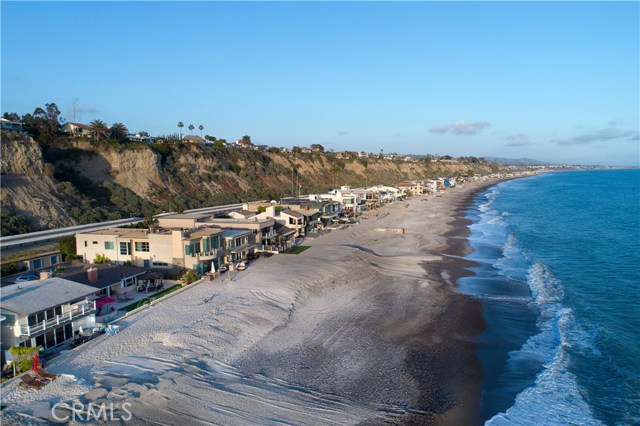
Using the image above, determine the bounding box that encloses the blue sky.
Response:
[2,1,638,166]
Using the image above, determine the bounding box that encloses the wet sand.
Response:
[0,179,502,426]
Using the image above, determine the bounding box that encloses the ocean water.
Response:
[459,169,640,425]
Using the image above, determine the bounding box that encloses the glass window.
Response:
[134,242,150,252]
[50,255,59,265]
[105,241,114,250]
[143,259,150,268]
[92,241,98,245]
[120,242,131,255]
[55,326,65,345]
[45,330,55,348]
[35,334,45,348]
[33,259,42,269]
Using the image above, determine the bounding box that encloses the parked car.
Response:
[14,274,39,284]
[236,262,247,271]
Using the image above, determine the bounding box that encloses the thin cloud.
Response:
[429,120,491,135]
[553,128,640,146]
[337,131,349,136]
[505,133,532,147]
[78,106,99,114]
[429,125,450,134]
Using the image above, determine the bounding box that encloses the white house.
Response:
[61,122,91,137]
[0,278,97,352]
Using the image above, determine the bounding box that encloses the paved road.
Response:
[0,202,251,250]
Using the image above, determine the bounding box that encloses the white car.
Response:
[15,274,39,283]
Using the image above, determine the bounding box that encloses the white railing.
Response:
[19,301,96,336]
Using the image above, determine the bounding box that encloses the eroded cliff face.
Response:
[1,135,75,229]
[2,137,502,234]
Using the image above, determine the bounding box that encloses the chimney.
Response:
[87,267,98,283]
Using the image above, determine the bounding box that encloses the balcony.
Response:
[261,230,277,239]
[19,301,96,337]
[188,249,218,260]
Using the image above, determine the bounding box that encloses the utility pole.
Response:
[291,167,294,198]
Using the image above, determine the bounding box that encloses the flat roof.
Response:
[160,213,211,220]
[0,278,97,316]
[82,228,150,239]
[206,218,273,225]
[186,228,224,239]
[221,229,252,238]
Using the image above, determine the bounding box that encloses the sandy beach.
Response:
[0,180,498,426]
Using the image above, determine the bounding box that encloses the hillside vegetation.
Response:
[1,134,507,235]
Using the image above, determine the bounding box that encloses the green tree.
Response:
[198,124,204,137]
[182,269,199,284]
[89,119,109,140]
[59,235,77,260]
[9,347,40,373]
[110,122,129,142]
[188,124,195,135]
[26,103,62,143]
[3,112,20,121]
[1,263,19,277]
[178,121,184,140]
[310,143,325,152]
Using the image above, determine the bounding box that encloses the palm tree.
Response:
[188,124,195,135]
[89,119,109,141]
[178,121,184,140]
[198,125,204,137]
[110,122,128,142]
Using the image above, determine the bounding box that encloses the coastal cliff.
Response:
[1,135,506,234]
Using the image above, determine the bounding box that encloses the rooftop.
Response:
[57,263,146,290]
[82,228,151,239]
[159,212,211,221]
[185,227,224,239]
[221,229,252,239]
[0,278,97,316]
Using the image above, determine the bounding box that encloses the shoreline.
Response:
[0,178,512,426]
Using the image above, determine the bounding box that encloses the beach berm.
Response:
[0,180,499,425]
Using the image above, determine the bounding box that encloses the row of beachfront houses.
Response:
[73,185,407,275]
[0,180,466,359]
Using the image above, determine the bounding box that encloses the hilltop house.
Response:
[1,118,23,133]
[0,278,97,352]
[61,122,91,137]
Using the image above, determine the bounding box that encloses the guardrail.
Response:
[19,301,96,336]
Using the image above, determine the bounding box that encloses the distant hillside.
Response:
[1,134,513,235]
[484,156,551,166]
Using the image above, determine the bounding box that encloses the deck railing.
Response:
[19,301,96,336]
